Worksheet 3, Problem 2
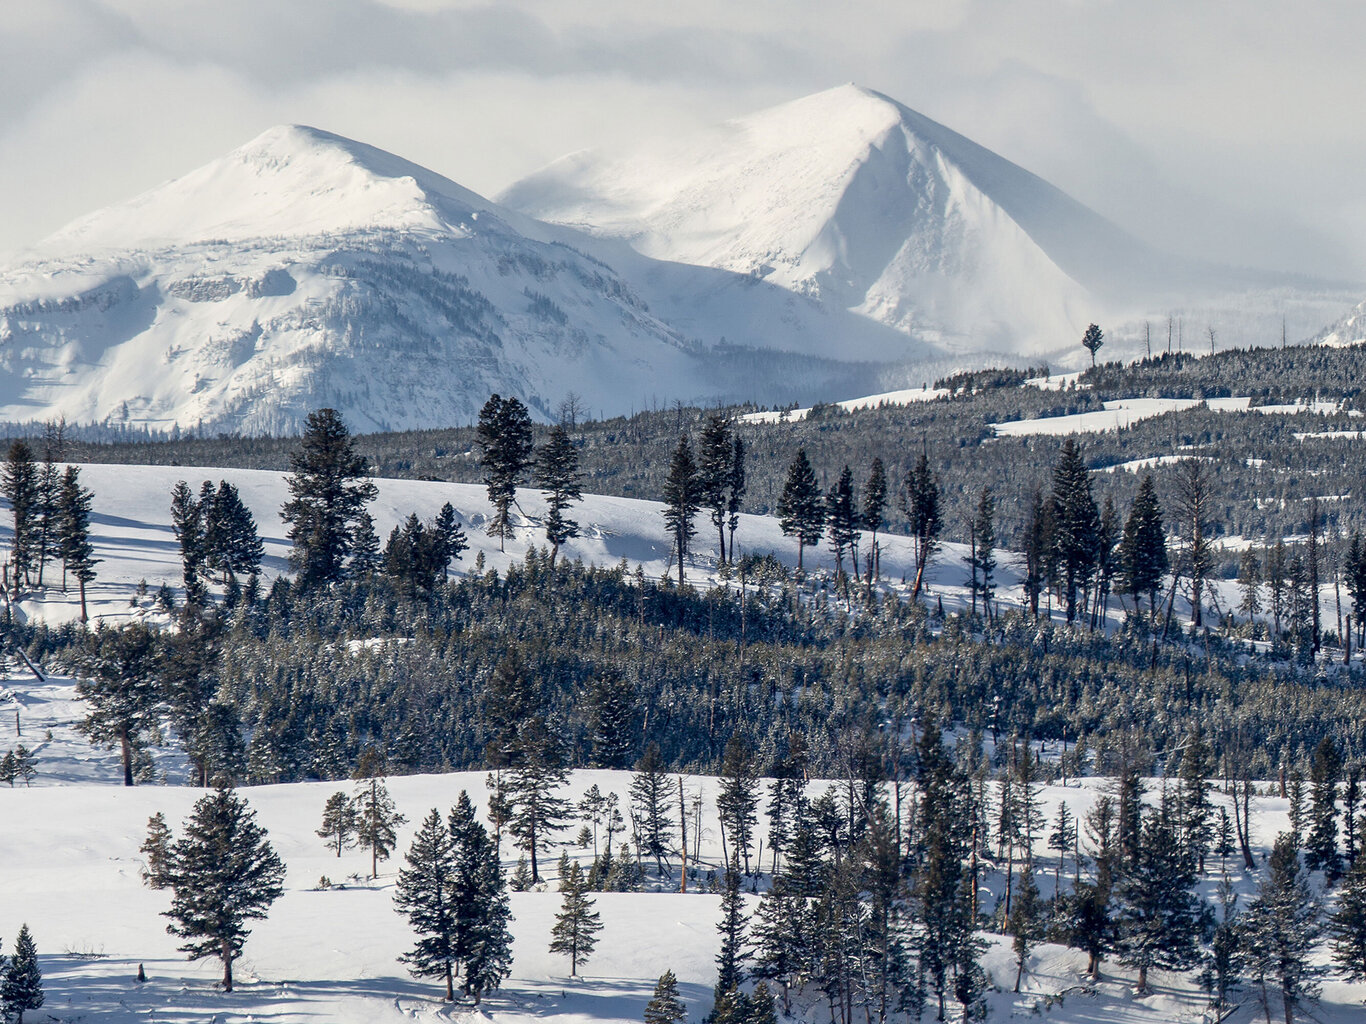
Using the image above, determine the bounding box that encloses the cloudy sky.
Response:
[4,0,1364,280]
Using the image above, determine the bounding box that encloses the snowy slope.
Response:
[502,86,1181,359]
[0,127,928,435]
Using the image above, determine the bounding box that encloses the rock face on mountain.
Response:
[503,85,1182,356]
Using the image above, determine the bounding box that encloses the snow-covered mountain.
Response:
[0,125,925,434]
[503,85,1190,357]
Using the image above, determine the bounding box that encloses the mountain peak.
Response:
[45,125,489,251]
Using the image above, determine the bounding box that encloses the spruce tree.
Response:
[2,440,39,597]
[1120,474,1167,620]
[630,743,675,878]
[1204,874,1243,1017]
[862,457,887,583]
[662,436,701,587]
[824,465,859,584]
[1010,867,1043,992]
[57,466,98,621]
[1330,857,1366,980]
[476,394,534,552]
[1306,735,1342,878]
[966,486,996,617]
[1114,804,1201,993]
[644,969,688,1024]
[74,622,162,786]
[1240,833,1322,1024]
[536,424,583,564]
[349,509,381,574]
[714,861,748,994]
[550,861,602,976]
[355,776,407,879]
[317,792,360,858]
[507,718,571,883]
[902,450,941,600]
[1,924,42,1023]
[395,808,461,1000]
[717,737,758,875]
[448,792,513,1002]
[698,415,734,563]
[170,480,208,605]
[206,481,263,583]
[725,435,746,563]
[1050,438,1100,624]
[163,787,286,992]
[141,812,174,888]
[1239,548,1263,623]
[1022,487,1049,618]
[280,408,378,589]
[777,449,823,573]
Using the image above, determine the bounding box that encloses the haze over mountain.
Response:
[0,87,1355,435]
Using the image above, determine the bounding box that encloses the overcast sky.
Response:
[4,0,1364,280]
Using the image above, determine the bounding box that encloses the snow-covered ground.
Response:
[992,396,1361,437]
[3,464,1366,1020]
[3,672,1365,1023]
[739,386,948,424]
[12,462,1027,629]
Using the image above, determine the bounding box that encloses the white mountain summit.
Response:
[503,85,1178,355]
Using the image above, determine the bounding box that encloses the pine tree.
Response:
[1178,727,1215,873]
[206,481,263,583]
[725,435,746,563]
[1022,487,1049,618]
[74,622,162,787]
[1119,474,1167,620]
[1010,867,1043,992]
[507,718,571,883]
[1240,833,1322,1024]
[433,502,467,578]
[1114,804,1201,993]
[1330,857,1366,980]
[317,791,360,858]
[10,744,35,786]
[1267,540,1289,637]
[1204,874,1243,1017]
[536,424,583,564]
[550,861,602,976]
[698,415,734,563]
[355,776,407,879]
[170,480,208,605]
[1,924,42,1023]
[349,509,381,574]
[1048,802,1076,897]
[281,408,378,589]
[449,792,514,1002]
[1173,458,1214,629]
[3,440,39,597]
[57,466,98,621]
[630,743,675,877]
[862,457,887,584]
[714,861,748,994]
[141,812,174,888]
[1050,438,1100,624]
[644,969,688,1024]
[477,394,535,552]
[777,449,823,573]
[1082,322,1104,365]
[966,486,996,617]
[824,465,859,584]
[717,737,758,875]
[395,808,462,1000]
[662,436,701,587]
[1306,735,1342,878]
[1239,548,1264,623]
[163,787,286,992]
[902,451,941,601]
